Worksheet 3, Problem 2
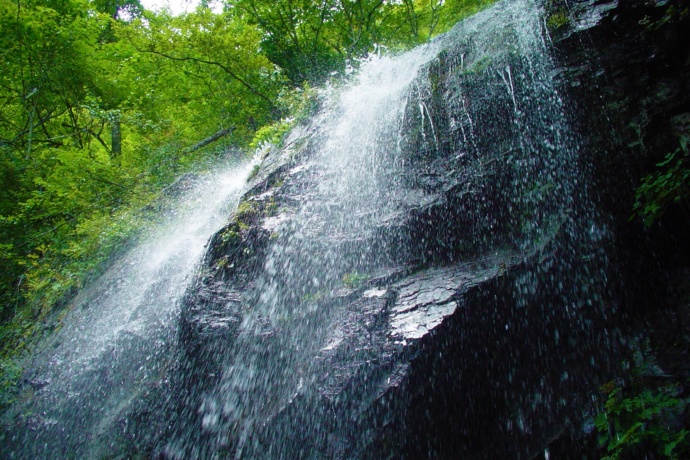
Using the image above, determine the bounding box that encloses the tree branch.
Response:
[130,42,276,108]
[84,169,130,190]
[86,128,111,152]
[183,127,234,154]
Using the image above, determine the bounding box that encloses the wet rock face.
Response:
[168,1,689,459]
[549,0,690,273]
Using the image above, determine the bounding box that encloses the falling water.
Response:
[2,159,255,459]
[164,43,444,459]
[164,0,611,458]
[4,0,617,457]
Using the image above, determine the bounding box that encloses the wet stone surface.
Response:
[5,0,690,458]
[165,2,621,457]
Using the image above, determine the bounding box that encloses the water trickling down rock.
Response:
[4,0,690,457]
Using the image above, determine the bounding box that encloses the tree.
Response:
[225,0,467,85]
[92,0,143,19]
[119,7,284,140]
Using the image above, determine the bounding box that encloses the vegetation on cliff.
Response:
[0,0,496,408]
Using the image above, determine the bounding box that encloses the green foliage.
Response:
[0,0,498,411]
[341,272,367,288]
[546,10,570,30]
[249,84,318,150]
[92,0,143,19]
[250,120,293,151]
[229,0,496,85]
[632,147,690,226]
[247,164,261,181]
[595,383,689,459]
[0,0,282,364]
[641,4,689,33]
[632,114,690,226]
[220,226,241,243]
[115,7,284,145]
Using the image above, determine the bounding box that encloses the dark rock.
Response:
[163,1,653,457]
[7,0,688,458]
[26,377,51,390]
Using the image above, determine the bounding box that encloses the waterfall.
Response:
[2,159,255,459]
[165,43,446,460]
[4,0,619,458]
[166,0,611,458]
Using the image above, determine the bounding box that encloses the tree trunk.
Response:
[111,117,121,156]
[183,127,233,154]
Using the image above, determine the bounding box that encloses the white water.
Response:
[5,0,608,456]
[5,158,254,458]
[183,0,599,457]
[164,41,448,460]
[53,164,250,372]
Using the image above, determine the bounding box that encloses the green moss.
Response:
[247,164,261,181]
[235,196,280,225]
[214,256,229,269]
[235,200,259,222]
[463,55,493,75]
[220,227,240,243]
[341,272,367,288]
[301,290,326,304]
[546,10,570,31]
[265,198,279,216]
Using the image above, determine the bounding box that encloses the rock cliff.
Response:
[3,1,689,458]
[160,1,690,458]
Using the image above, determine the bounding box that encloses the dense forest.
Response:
[2,0,690,457]
[0,0,495,405]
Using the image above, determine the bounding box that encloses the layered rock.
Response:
[6,0,687,458]
[163,1,660,457]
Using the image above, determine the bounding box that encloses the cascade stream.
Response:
[3,0,627,458]
[2,161,255,458]
[165,0,611,457]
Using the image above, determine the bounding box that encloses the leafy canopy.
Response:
[0,0,496,408]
